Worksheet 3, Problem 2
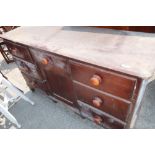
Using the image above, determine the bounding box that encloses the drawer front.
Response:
[30,48,68,76]
[74,82,130,121]
[22,74,48,92]
[91,111,125,129]
[6,41,33,63]
[14,58,42,80]
[78,101,125,129]
[70,61,136,100]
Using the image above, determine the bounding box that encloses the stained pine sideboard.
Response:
[1,26,155,128]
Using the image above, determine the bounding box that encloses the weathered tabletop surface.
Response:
[1,26,155,81]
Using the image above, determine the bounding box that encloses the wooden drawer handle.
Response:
[41,58,49,65]
[94,115,102,124]
[90,74,102,86]
[92,97,103,107]
[12,47,18,54]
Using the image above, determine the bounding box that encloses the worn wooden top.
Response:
[1,26,155,81]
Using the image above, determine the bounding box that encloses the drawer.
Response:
[78,101,125,129]
[6,41,33,63]
[70,61,136,100]
[22,74,48,92]
[30,48,68,76]
[74,82,130,121]
[91,111,125,129]
[14,57,42,80]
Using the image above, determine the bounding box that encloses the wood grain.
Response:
[1,27,155,79]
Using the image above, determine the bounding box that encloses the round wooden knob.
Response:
[94,115,102,124]
[41,58,49,65]
[90,74,102,86]
[12,47,18,54]
[92,97,103,107]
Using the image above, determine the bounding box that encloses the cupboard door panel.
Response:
[46,71,76,106]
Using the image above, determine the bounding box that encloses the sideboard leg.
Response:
[129,80,148,128]
[30,88,35,92]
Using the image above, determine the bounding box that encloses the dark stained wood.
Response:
[22,73,49,93]
[30,48,77,107]
[2,39,142,128]
[91,111,125,129]
[96,26,155,33]
[45,71,76,106]
[4,41,142,128]
[1,27,148,128]
[0,28,15,64]
[0,26,19,32]
[8,44,141,128]
[6,41,33,63]
[74,81,130,121]
[14,57,43,80]
[70,60,137,101]
[78,101,125,129]
[95,26,130,31]
[125,78,143,128]
[2,27,155,80]
[130,26,155,33]
[0,42,14,64]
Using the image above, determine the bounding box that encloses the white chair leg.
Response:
[0,74,34,128]
[2,78,35,105]
[0,104,21,128]
[16,91,35,105]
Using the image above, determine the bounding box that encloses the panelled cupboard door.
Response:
[30,48,76,107]
[45,70,76,106]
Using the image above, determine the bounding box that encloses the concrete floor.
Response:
[0,55,155,129]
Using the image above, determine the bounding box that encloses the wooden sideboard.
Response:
[1,26,155,128]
